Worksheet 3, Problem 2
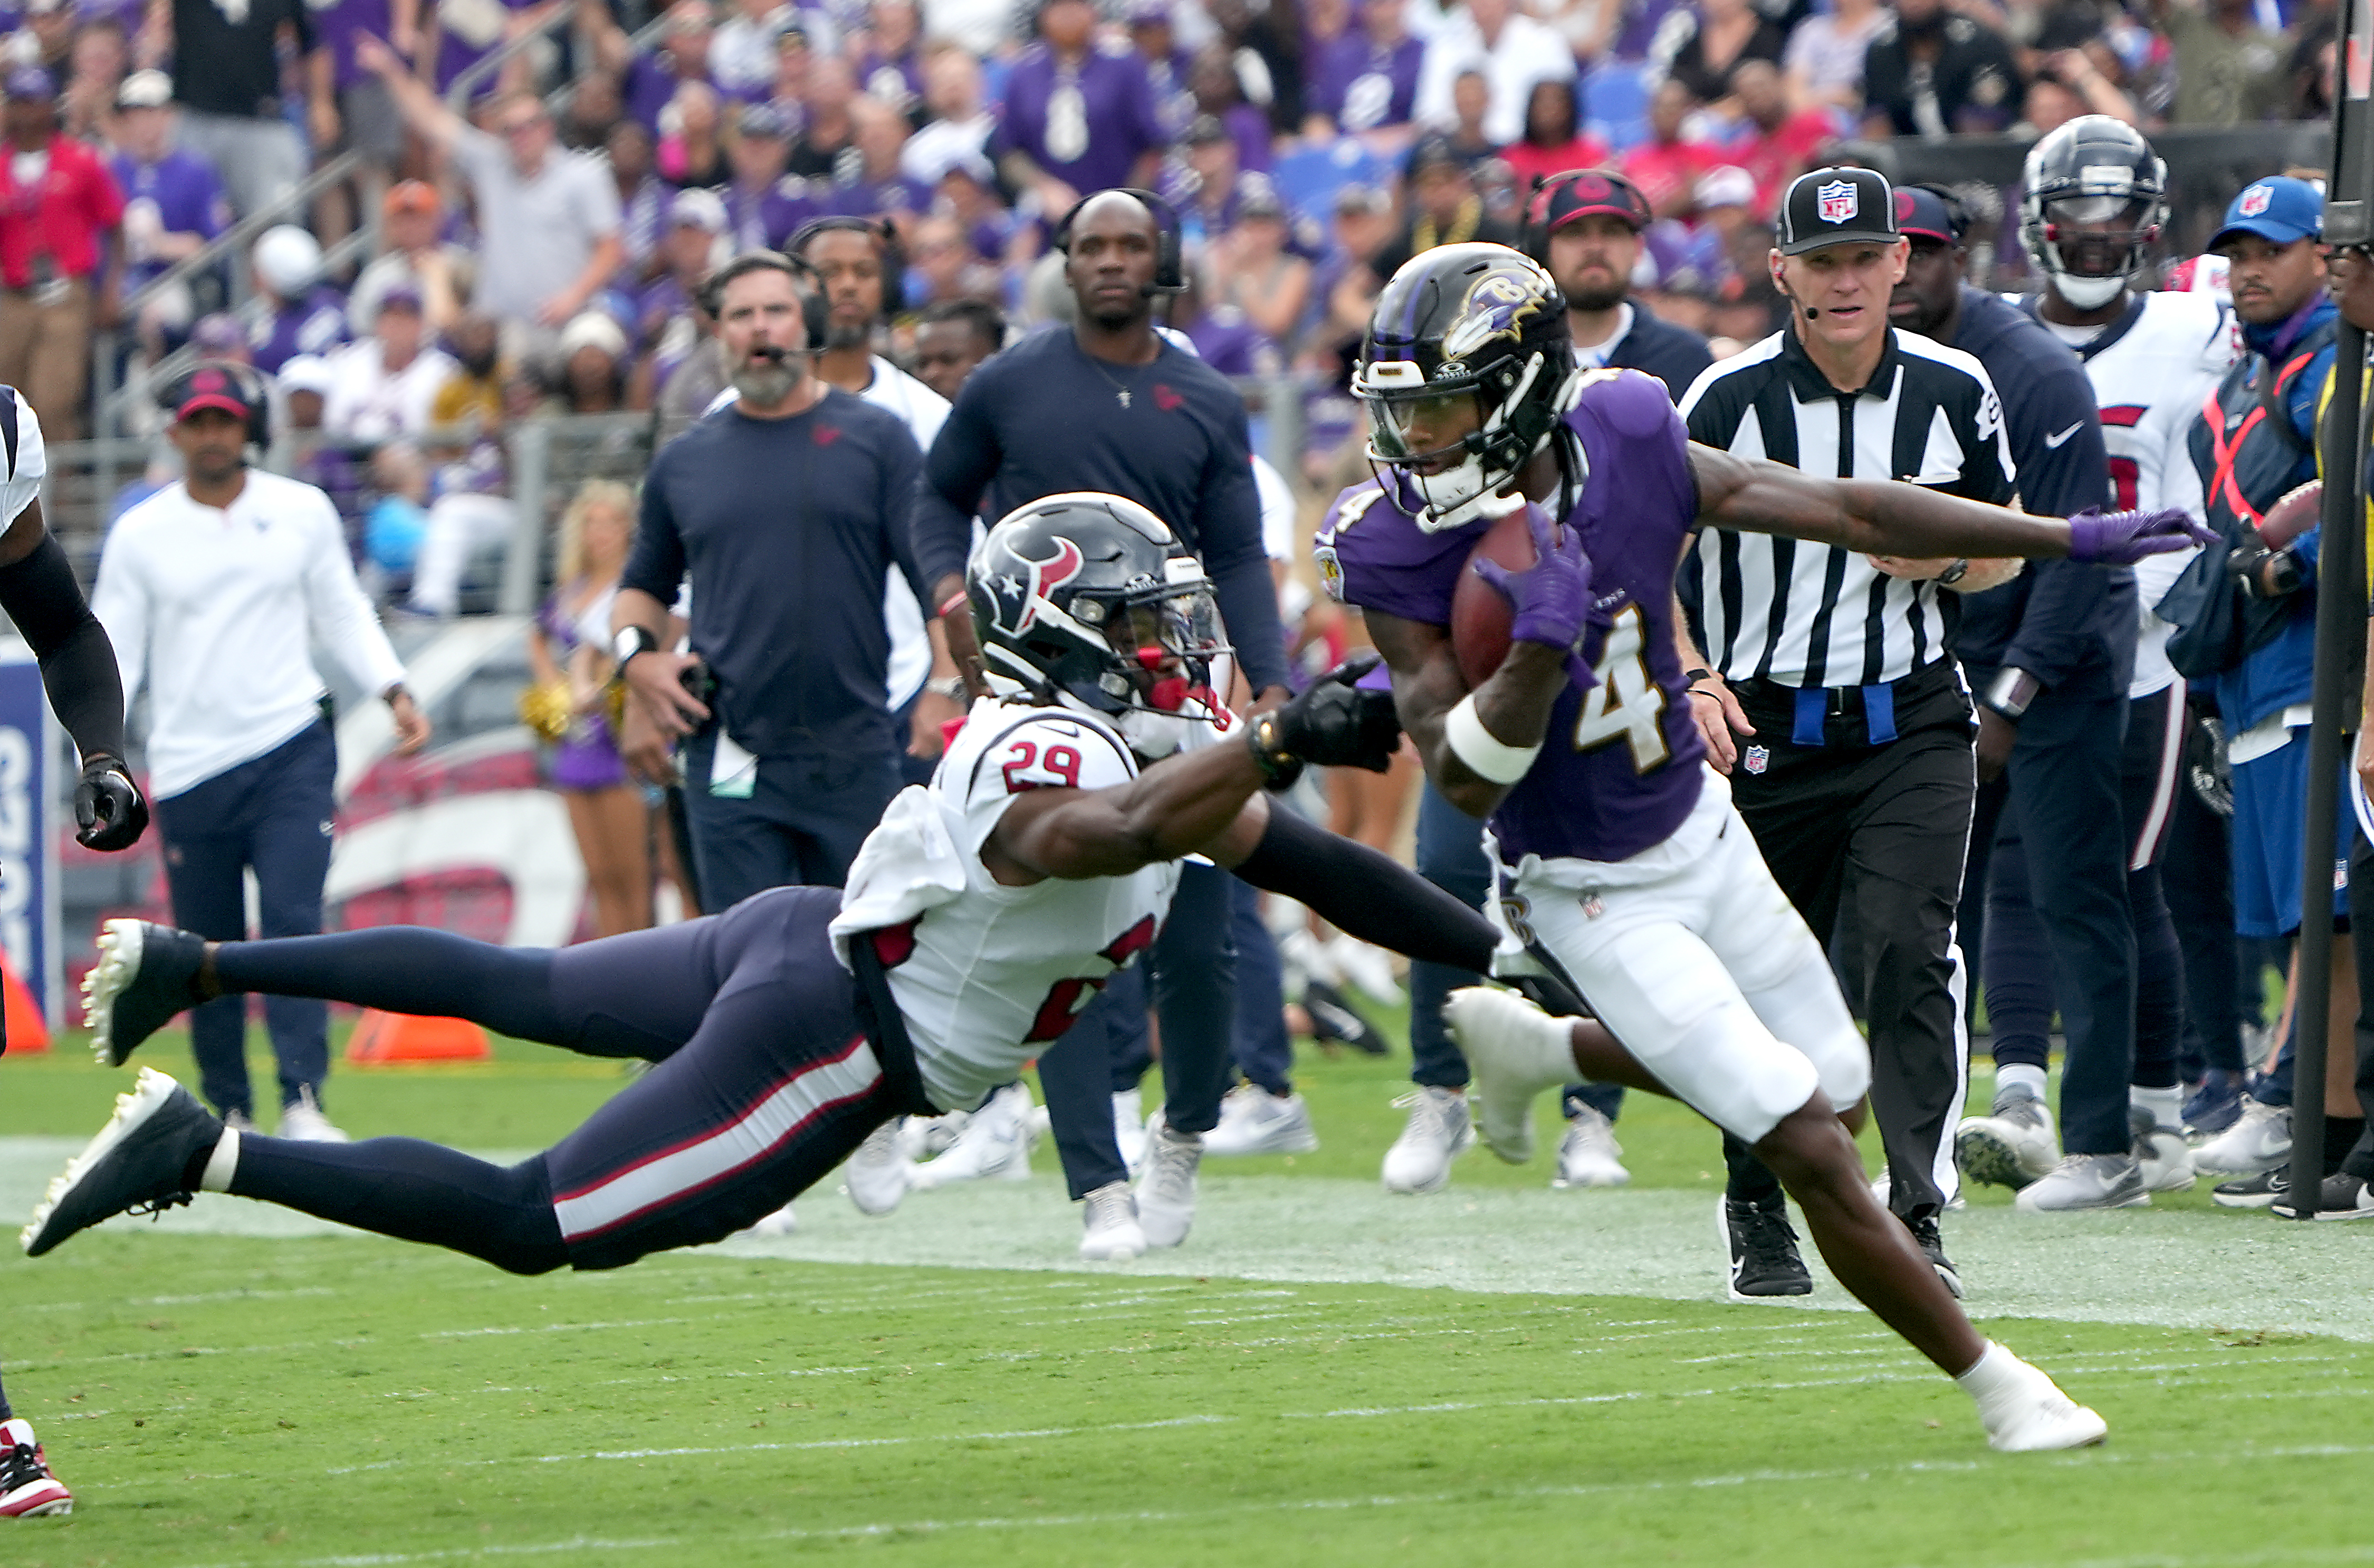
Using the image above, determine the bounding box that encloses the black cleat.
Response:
[21,1069,222,1257]
[82,919,209,1068]
[1904,1211,1963,1299]
[1301,978,1386,1056]
[1719,1196,1812,1299]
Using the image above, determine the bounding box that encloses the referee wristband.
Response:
[1444,693,1541,785]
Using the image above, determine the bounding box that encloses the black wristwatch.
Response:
[612,625,659,670]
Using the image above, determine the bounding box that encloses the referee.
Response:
[916,188,1290,1258]
[1678,168,2014,1300]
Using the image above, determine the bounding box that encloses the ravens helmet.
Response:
[1353,243,1578,532]
[2021,116,2167,311]
[968,492,1230,747]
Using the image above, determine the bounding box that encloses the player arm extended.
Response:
[1684,444,2207,562]
[1359,607,1565,821]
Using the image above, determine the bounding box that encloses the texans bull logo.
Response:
[988,535,1086,633]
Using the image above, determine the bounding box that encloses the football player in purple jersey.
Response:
[1323,242,2207,1450]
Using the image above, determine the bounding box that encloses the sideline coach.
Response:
[1678,168,2015,1299]
[614,252,953,907]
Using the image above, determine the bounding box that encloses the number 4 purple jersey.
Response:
[1317,368,1708,865]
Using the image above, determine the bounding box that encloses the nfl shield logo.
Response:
[1744,744,1770,775]
[2239,183,2273,217]
[1817,180,1858,224]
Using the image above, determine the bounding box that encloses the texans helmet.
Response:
[1353,243,1578,532]
[2021,116,2167,311]
[968,492,1229,724]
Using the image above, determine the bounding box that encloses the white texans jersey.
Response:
[831,694,1237,1114]
[2042,289,2238,697]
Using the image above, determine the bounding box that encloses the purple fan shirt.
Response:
[993,42,1164,198]
[624,53,707,133]
[725,175,818,252]
[311,0,393,90]
[1304,32,1422,133]
[853,47,923,114]
[1142,45,1195,138]
[434,0,545,94]
[251,286,351,375]
[825,171,931,220]
[109,147,229,292]
[1318,369,1708,865]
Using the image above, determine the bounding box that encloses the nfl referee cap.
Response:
[1777,167,1899,255]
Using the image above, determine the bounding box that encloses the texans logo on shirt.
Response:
[815,425,841,445]
[987,536,1086,633]
[1152,385,1184,412]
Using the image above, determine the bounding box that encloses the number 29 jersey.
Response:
[850,697,1202,1113]
[1318,368,1708,866]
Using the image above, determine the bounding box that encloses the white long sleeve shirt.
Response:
[93,470,408,800]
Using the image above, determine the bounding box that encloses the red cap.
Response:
[173,365,253,424]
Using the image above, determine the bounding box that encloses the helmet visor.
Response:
[1091,581,1230,709]
[1357,383,1485,468]
[2042,195,2156,275]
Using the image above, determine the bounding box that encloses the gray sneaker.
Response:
[1956,1089,2059,1190]
[2013,1152,2150,1212]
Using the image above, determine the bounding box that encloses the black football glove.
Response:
[1247,653,1402,782]
[75,756,148,852]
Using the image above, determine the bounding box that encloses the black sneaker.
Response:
[1719,1196,1812,1299]
[2272,1172,2374,1220]
[2210,1167,2289,1209]
[1904,1211,1964,1299]
[81,919,210,1068]
[1301,978,1386,1056]
[20,1069,222,1257]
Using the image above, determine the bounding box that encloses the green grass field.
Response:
[3,1015,2372,1568]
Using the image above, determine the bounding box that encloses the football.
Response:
[1449,505,1540,689]
[2259,480,2322,549]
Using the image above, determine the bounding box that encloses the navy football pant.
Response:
[213,889,914,1271]
[1230,877,1293,1096]
[2164,734,2248,1081]
[678,731,900,906]
[151,720,336,1121]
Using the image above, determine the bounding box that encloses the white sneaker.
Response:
[1113,1088,1147,1177]
[742,1202,798,1237]
[2131,1107,2196,1193]
[1380,1085,1473,1193]
[842,1120,910,1215]
[909,1082,1033,1189]
[898,1110,967,1162]
[2013,1152,2150,1212]
[276,1086,349,1143]
[1078,1180,1146,1260]
[1958,1342,2108,1452]
[1443,986,1573,1165]
[1552,1105,1630,1188]
[1327,935,1405,1007]
[1200,1084,1319,1156]
[1278,928,1341,989]
[2193,1097,2292,1177]
[1955,1088,2057,1190]
[1135,1117,1201,1248]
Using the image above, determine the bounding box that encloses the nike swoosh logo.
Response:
[2044,422,2083,449]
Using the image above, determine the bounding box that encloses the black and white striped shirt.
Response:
[1678,327,2017,690]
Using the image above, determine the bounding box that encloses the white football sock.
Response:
[2131,1084,2183,1132]
[1996,1064,2047,1102]
[200,1127,240,1193]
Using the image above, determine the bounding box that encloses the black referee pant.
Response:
[1720,659,1974,1221]
[1958,681,2138,1157]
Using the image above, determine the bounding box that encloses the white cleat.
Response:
[909,1082,1034,1189]
[2013,1153,2150,1212]
[1200,1083,1319,1156]
[742,1203,798,1237]
[2131,1107,2196,1193]
[1552,1104,1630,1188]
[1078,1180,1146,1260]
[1958,1342,2108,1452]
[1134,1116,1201,1248]
[898,1110,966,1162]
[1444,986,1575,1165]
[1955,1089,2059,1190]
[1327,934,1405,1007]
[2193,1098,2292,1177]
[276,1086,349,1143]
[1113,1087,1147,1177]
[842,1120,910,1216]
[1380,1085,1474,1193]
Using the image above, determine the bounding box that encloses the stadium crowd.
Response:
[0,0,2371,1517]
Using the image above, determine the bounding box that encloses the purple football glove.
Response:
[2065,506,2216,564]
[1472,505,1596,690]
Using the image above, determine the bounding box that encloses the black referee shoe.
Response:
[1719,1196,1812,1299]
[1903,1212,1963,1299]
[21,1069,222,1257]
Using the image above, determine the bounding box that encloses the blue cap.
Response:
[2211,176,2322,251]
[4,64,55,102]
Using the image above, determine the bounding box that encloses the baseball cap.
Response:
[1404,131,1464,179]
[1533,169,1651,234]
[1693,164,1756,212]
[2210,176,2322,252]
[736,101,790,140]
[378,281,425,314]
[1238,174,1286,219]
[1334,181,1391,217]
[1776,167,1899,255]
[1893,185,1962,246]
[669,186,728,233]
[384,178,441,217]
[277,355,334,398]
[174,364,254,424]
[1184,113,1230,147]
[5,64,55,102]
[189,312,245,353]
[1126,0,1171,23]
[116,69,172,110]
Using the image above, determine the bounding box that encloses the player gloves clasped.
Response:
[1472,506,1598,691]
[2063,506,2215,564]
[73,756,148,852]
[1247,653,1403,786]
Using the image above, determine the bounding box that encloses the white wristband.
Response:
[1444,692,1542,785]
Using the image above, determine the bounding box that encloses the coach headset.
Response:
[788,214,910,322]
[1050,187,1189,296]
[157,359,274,450]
